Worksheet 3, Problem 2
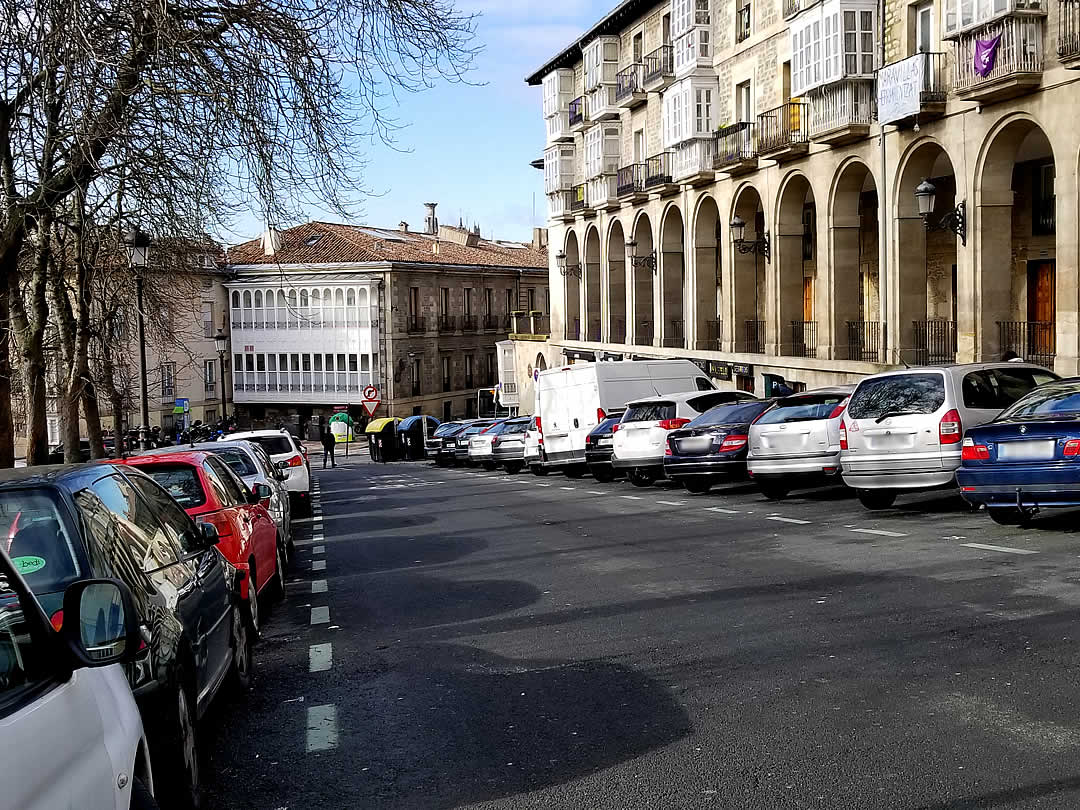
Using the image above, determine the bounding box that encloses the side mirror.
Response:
[196,521,220,548]
[60,579,141,667]
[276,460,290,471]
[250,483,272,503]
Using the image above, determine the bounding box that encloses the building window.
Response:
[527,288,536,311]
[440,287,450,315]
[442,356,451,392]
[915,1,934,53]
[202,302,214,338]
[443,401,452,420]
[487,352,496,385]
[736,80,752,122]
[412,358,422,396]
[485,287,494,314]
[802,203,816,260]
[204,360,216,393]
[161,362,176,398]
[204,408,217,423]
[791,6,875,96]
[633,129,645,163]
[632,31,643,63]
[1033,163,1056,236]
[464,355,474,389]
[504,289,514,314]
[736,0,751,43]
[463,288,473,316]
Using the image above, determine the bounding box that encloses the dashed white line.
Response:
[620,495,642,501]
[767,516,811,525]
[849,528,908,538]
[705,507,740,514]
[306,705,338,752]
[312,545,325,554]
[961,542,1038,556]
[656,500,686,506]
[312,580,328,594]
[310,606,330,625]
[560,486,577,491]
[588,490,605,495]
[312,560,326,572]
[536,483,552,488]
[309,643,332,673]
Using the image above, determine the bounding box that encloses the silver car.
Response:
[747,385,855,499]
[840,363,1057,509]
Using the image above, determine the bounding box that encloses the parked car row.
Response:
[0,428,308,809]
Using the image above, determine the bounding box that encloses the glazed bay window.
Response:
[943,0,1046,34]
[584,123,622,179]
[544,144,576,193]
[583,37,619,91]
[672,0,711,39]
[790,0,877,97]
[663,78,716,147]
[542,69,574,118]
[674,27,712,74]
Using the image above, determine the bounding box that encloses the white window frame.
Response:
[790,0,876,96]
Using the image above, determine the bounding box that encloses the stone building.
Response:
[224,207,548,430]
[524,0,1080,395]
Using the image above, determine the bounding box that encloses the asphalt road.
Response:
[205,457,1080,809]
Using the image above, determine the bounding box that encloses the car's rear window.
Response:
[687,392,749,413]
[592,416,622,435]
[502,421,529,435]
[963,368,1058,410]
[998,381,1080,421]
[214,449,257,477]
[755,393,848,425]
[251,436,294,456]
[623,402,676,422]
[142,465,206,509]
[0,490,81,594]
[847,374,946,420]
[433,423,460,437]
[689,402,772,428]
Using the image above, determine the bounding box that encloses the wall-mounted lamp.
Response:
[730,215,770,262]
[555,250,582,278]
[914,179,966,246]
[624,239,657,272]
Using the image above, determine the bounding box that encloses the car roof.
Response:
[625,390,718,406]
[193,440,260,453]
[227,429,297,440]
[861,362,1053,381]
[121,449,214,466]
[782,385,856,398]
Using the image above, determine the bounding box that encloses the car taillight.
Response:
[612,423,621,432]
[665,441,673,456]
[50,609,63,632]
[597,408,606,422]
[829,398,849,419]
[940,409,962,444]
[839,420,848,450]
[659,418,691,431]
[719,434,748,452]
[286,454,304,467]
[537,437,543,446]
[961,436,990,460]
[1064,439,1080,457]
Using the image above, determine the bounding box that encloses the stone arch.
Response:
[828,158,880,361]
[730,183,766,352]
[660,204,686,348]
[775,170,817,356]
[630,213,655,345]
[692,195,721,350]
[584,225,602,342]
[564,229,581,340]
[606,219,627,343]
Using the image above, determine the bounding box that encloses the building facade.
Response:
[525,0,1080,394]
[224,213,548,431]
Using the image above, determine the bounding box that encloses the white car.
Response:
[524,415,548,475]
[467,421,506,470]
[204,439,294,556]
[229,429,313,516]
[0,550,158,810]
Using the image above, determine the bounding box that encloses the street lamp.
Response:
[124,225,151,449]
[625,239,657,272]
[555,250,582,278]
[214,329,228,423]
[730,215,770,262]
[914,179,967,246]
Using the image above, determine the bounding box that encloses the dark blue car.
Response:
[958,378,1080,525]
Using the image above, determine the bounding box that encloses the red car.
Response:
[117,448,284,632]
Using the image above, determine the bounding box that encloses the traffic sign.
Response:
[361,399,380,417]
[362,385,379,401]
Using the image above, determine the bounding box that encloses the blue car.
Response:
[958,377,1080,525]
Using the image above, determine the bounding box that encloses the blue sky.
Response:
[225,0,613,246]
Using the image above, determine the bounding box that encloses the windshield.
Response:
[214,449,257,477]
[592,417,622,435]
[623,402,675,423]
[433,423,460,437]
[0,489,81,594]
[998,382,1080,421]
[689,402,772,428]
[141,465,206,509]
[502,421,529,435]
[847,374,946,420]
[755,394,847,425]
[250,436,295,456]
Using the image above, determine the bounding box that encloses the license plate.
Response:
[445,441,456,447]
[598,437,613,446]
[677,437,712,454]
[998,439,1055,461]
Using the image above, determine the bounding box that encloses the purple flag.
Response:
[974,33,1002,77]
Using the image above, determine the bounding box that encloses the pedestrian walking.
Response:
[321,425,337,468]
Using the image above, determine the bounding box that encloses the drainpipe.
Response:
[878,0,889,365]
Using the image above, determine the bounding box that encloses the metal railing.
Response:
[845,321,881,362]
[954,18,1043,92]
[462,315,478,332]
[998,321,1056,367]
[531,314,550,335]
[808,79,876,137]
[636,320,653,346]
[587,320,602,341]
[438,314,457,333]
[736,4,751,42]
[738,320,766,354]
[615,64,645,101]
[616,163,646,196]
[757,101,808,154]
[713,122,756,169]
[783,0,800,17]
[570,183,587,212]
[699,320,723,350]
[663,319,685,348]
[482,314,499,330]
[643,45,674,85]
[673,138,716,181]
[1060,0,1080,59]
[644,153,674,188]
[911,320,957,365]
[407,315,425,333]
[569,96,587,128]
[1033,195,1056,235]
[787,320,817,357]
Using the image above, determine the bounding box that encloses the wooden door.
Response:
[802,277,814,321]
[1027,261,1055,356]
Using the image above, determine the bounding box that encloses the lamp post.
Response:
[124,226,151,449]
[624,239,657,272]
[214,329,228,423]
[914,179,967,246]
[729,215,770,262]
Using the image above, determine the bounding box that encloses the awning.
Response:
[398,415,440,431]
[365,417,399,433]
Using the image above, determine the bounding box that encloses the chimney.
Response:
[432,239,440,256]
[532,227,549,251]
[261,225,282,256]
[424,202,439,235]
[399,221,409,233]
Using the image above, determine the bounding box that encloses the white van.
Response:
[536,360,714,471]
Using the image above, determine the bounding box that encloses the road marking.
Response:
[313,516,323,523]
[536,483,552,487]
[588,490,606,495]
[309,643,332,673]
[961,542,1038,556]
[849,528,908,538]
[657,500,686,506]
[313,545,325,555]
[705,507,740,514]
[767,516,811,525]
[312,580,327,594]
[560,486,577,491]
[311,606,330,625]
[312,560,326,572]
[306,705,338,752]
[620,495,642,501]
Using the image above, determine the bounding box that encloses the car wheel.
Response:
[758,482,789,501]
[503,463,522,475]
[228,600,255,693]
[683,478,712,495]
[629,468,656,488]
[988,507,1029,526]
[531,464,549,477]
[591,467,614,484]
[857,489,897,510]
[483,461,498,471]
[565,465,586,479]
[130,776,160,810]
[156,671,202,810]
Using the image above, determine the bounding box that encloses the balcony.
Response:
[756,101,809,163]
[549,189,576,222]
[616,163,648,201]
[407,315,426,334]
[784,321,818,358]
[615,64,647,108]
[912,320,957,365]
[662,320,685,349]
[642,46,675,91]
[783,0,801,18]
[635,320,654,346]
[737,320,766,354]
[712,122,757,175]
[482,314,499,331]
[570,183,588,214]
[1060,0,1080,65]
[736,5,751,43]
[672,139,716,186]
[545,111,572,143]
[644,152,678,195]
[953,18,1044,103]
[462,315,478,332]
[569,96,589,132]
[438,314,458,333]
[844,321,882,362]
[587,174,620,211]
[808,79,875,146]
[588,84,620,121]
[998,320,1056,367]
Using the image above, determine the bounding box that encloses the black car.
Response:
[585,414,624,483]
[0,463,249,809]
[430,421,474,466]
[46,438,117,464]
[664,400,778,493]
[453,419,499,465]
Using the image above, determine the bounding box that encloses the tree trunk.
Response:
[0,284,15,468]
[11,220,53,466]
[82,377,104,458]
